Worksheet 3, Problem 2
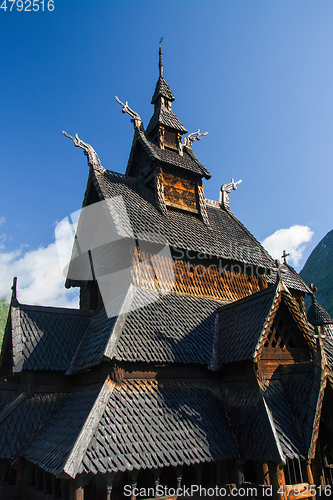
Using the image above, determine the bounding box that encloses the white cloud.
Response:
[261,225,313,267]
[0,217,5,226]
[0,218,79,308]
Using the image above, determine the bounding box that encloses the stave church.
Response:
[1,48,333,500]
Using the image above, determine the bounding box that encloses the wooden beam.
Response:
[268,462,287,500]
[70,479,84,500]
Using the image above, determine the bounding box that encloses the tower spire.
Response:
[159,46,163,78]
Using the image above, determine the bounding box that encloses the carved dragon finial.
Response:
[219,178,242,208]
[115,96,142,129]
[182,129,208,149]
[62,131,105,173]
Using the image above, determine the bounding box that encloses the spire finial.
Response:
[159,45,163,78]
[11,276,17,300]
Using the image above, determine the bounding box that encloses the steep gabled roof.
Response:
[211,285,314,371]
[128,127,210,178]
[211,287,277,369]
[151,76,175,103]
[22,382,110,477]
[0,391,66,460]
[80,380,238,475]
[0,301,90,373]
[19,377,311,477]
[68,290,224,374]
[146,108,187,135]
[307,296,333,326]
[67,168,309,295]
[261,378,305,459]
[91,171,275,268]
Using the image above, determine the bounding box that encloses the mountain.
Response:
[0,300,10,349]
[299,229,333,316]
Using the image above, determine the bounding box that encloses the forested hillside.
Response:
[0,300,9,349]
[300,229,333,317]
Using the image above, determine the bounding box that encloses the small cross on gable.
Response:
[281,250,290,264]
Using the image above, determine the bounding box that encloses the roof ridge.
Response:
[217,285,275,312]
[17,303,91,316]
[62,379,116,478]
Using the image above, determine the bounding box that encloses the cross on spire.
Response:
[309,283,318,295]
[281,250,289,264]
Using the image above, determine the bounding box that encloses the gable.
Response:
[258,298,312,375]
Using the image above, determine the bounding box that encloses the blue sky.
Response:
[1,0,332,306]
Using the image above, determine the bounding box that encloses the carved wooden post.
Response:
[256,462,270,486]
[220,460,229,485]
[196,463,202,486]
[306,460,314,485]
[15,464,24,485]
[61,478,69,500]
[175,465,183,490]
[268,462,287,500]
[233,462,244,487]
[130,470,139,500]
[0,461,6,485]
[105,472,116,500]
[70,477,84,500]
[23,461,34,487]
[153,468,162,497]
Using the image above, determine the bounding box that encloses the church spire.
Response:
[159,46,163,78]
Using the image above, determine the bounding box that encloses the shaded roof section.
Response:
[68,290,223,374]
[22,384,104,477]
[80,380,237,475]
[219,378,274,462]
[211,287,314,370]
[280,369,314,451]
[146,108,187,135]
[1,302,90,373]
[20,380,238,477]
[92,173,273,268]
[151,76,175,103]
[267,263,310,294]
[89,171,309,294]
[0,391,66,460]
[132,128,210,178]
[7,377,312,475]
[307,296,333,326]
[261,378,305,459]
[211,287,277,369]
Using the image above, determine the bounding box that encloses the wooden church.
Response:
[1,48,333,500]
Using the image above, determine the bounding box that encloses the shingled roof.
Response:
[11,377,311,477]
[307,296,333,326]
[68,290,223,374]
[83,171,303,290]
[146,108,187,135]
[261,378,305,459]
[20,379,237,477]
[151,76,175,103]
[0,391,66,460]
[1,302,90,374]
[128,128,210,179]
[211,286,314,371]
